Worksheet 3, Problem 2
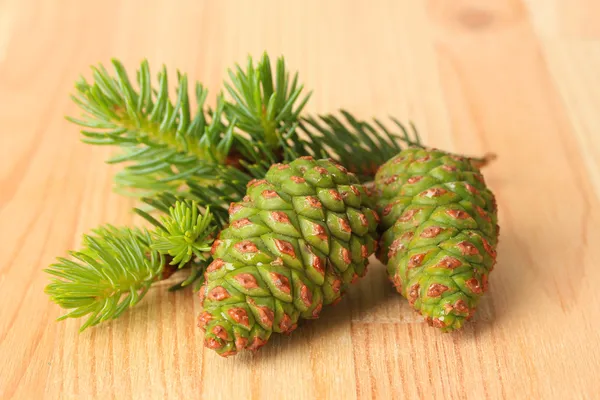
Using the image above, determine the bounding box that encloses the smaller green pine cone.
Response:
[375,148,499,332]
[199,157,379,356]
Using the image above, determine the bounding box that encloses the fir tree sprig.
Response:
[45,203,216,331]
[224,53,311,148]
[69,60,236,197]
[149,201,215,268]
[298,111,422,179]
[67,53,422,203]
[67,55,311,200]
[44,226,164,331]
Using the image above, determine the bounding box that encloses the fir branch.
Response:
[224,53,311,148]
[150,201,215,268]
[45,205,217,330]
[68,55,419,203]
[297,110,423,179]
[69,59,235,196]
[68,55,309,203]
[44,226,164,331]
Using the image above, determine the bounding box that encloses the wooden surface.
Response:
[1,0,599,398]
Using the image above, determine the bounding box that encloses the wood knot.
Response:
[457,7,494,30]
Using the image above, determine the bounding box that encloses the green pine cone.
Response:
[374,148,499,332]
[199,156,379,356]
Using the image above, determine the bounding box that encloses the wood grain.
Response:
[1,0,599,398]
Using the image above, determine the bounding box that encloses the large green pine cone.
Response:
[199,157,379,356]
[375,148,499,332]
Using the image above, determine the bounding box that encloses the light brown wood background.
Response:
[1,0,599,398]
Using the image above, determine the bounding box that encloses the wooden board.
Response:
[1,0,599,398]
